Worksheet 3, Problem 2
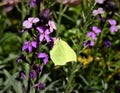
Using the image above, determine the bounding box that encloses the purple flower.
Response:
[83,40,94,47]
[22,41,37,53]
[48,20,56,32]
[97,8,104,14]
[110,26,118,33]
[23,17,39,29]
[2,0,20,12]
[19,71,27,79]
[96,0,104,4]
[41,8,50,19]
[108,19,118,33]
[39,83,44,90]
[34,82,44,90]
[92,10,98,16]
[56,0,69,4]
[56,0,81,5]
[37,27,51,42]
[86,32,97,40]
[92,8,104,16]
[50,37,56,49]
[37,66,42,72]
[33,64,42,72]
[29,70,36,78]
[92,26,101,35]
[29,0,36,8]
[16,54,28,63]
[38,52,49,65]
[21,29,25,33]
[103,40,111,48]
[108,19,117,25]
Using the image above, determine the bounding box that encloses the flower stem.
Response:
[27,51,36,93]
[56,2,67,37]
[65,62,78,93]
[27,35,39,93]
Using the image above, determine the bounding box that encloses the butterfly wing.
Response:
[50,39,77,66]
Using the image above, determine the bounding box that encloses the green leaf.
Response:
[50,39,77,66]
[2,53,18,63]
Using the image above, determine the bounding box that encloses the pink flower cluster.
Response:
[17,6,57,91]
[108,19,118,33]
[84,26,101,47]
[92,8,104,16]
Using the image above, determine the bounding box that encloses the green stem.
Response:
[21,0,25,21]
[65,62,77,93]
[65,14,88,93]
[56,4,63,37]
[56,2,68,37]
[27,52,35,93]
[65,1,97,92]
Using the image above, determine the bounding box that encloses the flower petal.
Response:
[92,26,101,34]
[48,20,56,32]
[30,70,36,78]
[37,27,44,33]
[32,41,37,48]
[25,41,29,45]
[39,34,44,42]
[39,83,44,90]
[30,0,36,8]
[23,20,32,29]
[110,26,118,33]
[96,0,104,4]
[21,29,24,33]
[98,8,104,14]
[43,57,48,65]
[83,40,94,47]
[49,27,53,32]
[19,71,27,79]
[38,52,46,58]
[48,20,56,29]
[89,40,94,47]
[45,29,50,34]
[45,35,50,42]
[32,18,39,23]
[108,19,117,26]
[104,40,111,48]
[87,32,97,40]
[28,17,34,22]
[92,10,98,16]
[22,45,28,51]
[28,46,32,52]
[92,26,98,31]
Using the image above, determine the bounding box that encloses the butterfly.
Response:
[50,39,77,66]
